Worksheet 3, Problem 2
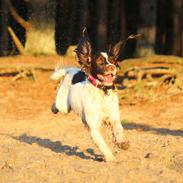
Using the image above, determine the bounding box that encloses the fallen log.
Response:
[0,61,55,82]
[0,62,54,72]
[0,55,78,81]
[0,55,77,72]
[126,67,176,82]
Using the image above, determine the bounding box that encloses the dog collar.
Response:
[87,75,115,94]
[87,75,101,87]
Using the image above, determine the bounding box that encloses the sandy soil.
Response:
[0,56,183,183]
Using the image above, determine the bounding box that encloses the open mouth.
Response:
[97,73,116,85]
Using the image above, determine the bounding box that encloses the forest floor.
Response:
[0,55,183,183]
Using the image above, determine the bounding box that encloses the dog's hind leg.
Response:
[51,103,59,114]
[54,80,70,114]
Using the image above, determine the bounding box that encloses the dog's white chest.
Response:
[101,91,119,119]
[69,82,119,123]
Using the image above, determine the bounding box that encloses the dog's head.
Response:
[75,28,123,86]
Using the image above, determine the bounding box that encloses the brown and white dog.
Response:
[51,29,129,162]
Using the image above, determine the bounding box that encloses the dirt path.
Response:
[0,56,183,183]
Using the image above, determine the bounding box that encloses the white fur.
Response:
[100,52,114,66]
[101,52,109,61]
[51,67,124,161]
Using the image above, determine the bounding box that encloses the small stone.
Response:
[144,152,153,159]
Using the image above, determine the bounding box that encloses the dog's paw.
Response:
[104,155,116,162]
[116,141,130,150]
[51,103,59,114]
[95,156,104,162]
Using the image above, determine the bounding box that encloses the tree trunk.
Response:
[107,0,123,44]
[119,0,126,40]
[96,0,107,51]
[0,0,9,56]
[79,0,88,31]
[25,0,56,55]
[155,0,173,55]
[135,0,157,57]
[72,0,88,44]
[55,0,77,55]
[172,0,183,56]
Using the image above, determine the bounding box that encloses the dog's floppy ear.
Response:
[75,28,92,74]
[109,41,123,61]
[109,34,142,62]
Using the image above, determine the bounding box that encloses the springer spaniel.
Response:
[51,29,130,162]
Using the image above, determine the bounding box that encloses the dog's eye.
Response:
[96,56,106,66]
[109,57,117,65]
[100,62,105,66]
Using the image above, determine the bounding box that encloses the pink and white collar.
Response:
[87,74,115,94]
[87,75,101,87]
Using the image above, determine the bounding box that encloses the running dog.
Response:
[51,29,130,161]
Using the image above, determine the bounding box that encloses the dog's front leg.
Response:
[112,119,130,150]
[112,119,124,142]
[90,126,115,162]
[86,115,115,162]
[109,107,130,150]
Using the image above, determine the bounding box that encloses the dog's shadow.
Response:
[11,134,103,161]
[123,122,183,137]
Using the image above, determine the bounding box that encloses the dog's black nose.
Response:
[51,103,59,114]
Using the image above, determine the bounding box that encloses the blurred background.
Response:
[0,0,182,58]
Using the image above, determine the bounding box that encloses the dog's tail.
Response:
[50,68,67,81]
[50,67,81,81]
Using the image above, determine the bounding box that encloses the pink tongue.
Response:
[104,75,114,83]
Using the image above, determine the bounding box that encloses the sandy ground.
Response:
[0,56,183,183]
